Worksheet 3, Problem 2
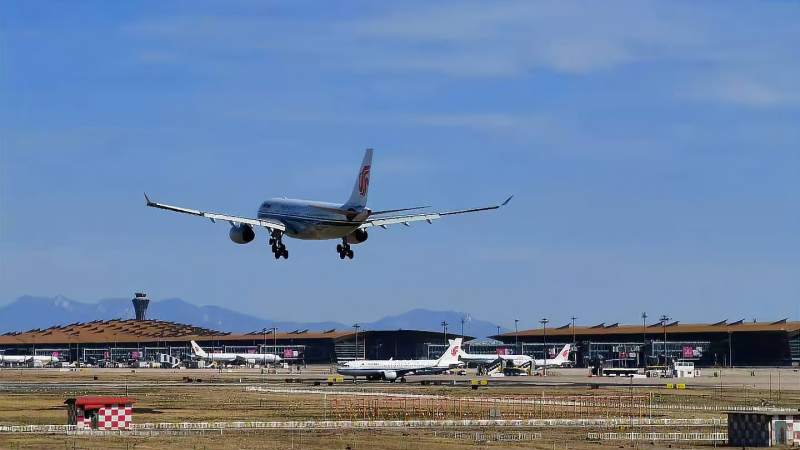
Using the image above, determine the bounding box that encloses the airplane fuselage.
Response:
[0,355,59,364]
[257,198,364,240]
[336,359,444,377]
[199,353,281,364]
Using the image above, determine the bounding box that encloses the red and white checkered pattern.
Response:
[76,403,133,430]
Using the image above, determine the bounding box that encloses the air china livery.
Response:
[337,338,462,382]
[459,344,573,368]
[145,149,512,260]
[190,341,281,365]
[0,354,60,365]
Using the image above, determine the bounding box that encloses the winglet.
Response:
[144,193,154,206]
[501,195,514,206]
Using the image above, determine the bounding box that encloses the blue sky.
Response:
[1,1,798,331]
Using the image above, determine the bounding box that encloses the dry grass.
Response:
[1,367,796,449]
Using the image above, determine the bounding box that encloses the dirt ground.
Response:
[0,366,797,449]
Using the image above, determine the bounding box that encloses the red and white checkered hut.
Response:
[64,396,135,430]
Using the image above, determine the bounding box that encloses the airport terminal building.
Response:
[1,317,798,368]
[0,319,467,366]
[494,320,800,367]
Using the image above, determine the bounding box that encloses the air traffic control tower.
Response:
[132,292,150,321]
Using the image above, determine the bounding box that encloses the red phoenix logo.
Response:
[451,346,460,356]
[358,165,370,196]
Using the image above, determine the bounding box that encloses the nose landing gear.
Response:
[336,239,354,260]
[269,231,288,259]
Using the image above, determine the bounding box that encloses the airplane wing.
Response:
[361,196,513,229]
[144,194,286,232]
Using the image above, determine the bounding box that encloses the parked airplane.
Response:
[145,149,511,260]
[459,344,573,368]
[337,338,463,381]
[0,353,60,365]
[190,341,281,365]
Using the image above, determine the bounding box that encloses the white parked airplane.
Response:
[459,344,573,368]
[0,354,60,365]
[145,149,512,259]
[190,341,281,365]
[337,338,463,381]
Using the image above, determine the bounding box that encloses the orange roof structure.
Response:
[0,319,353,345]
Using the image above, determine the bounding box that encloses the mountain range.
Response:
[0,296,505,338]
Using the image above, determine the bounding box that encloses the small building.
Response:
[65,396,136,430]
[728,410,800,447]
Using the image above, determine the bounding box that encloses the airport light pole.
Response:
[441,321,448,345]
[660,315,670,365]
[571,316,577,365]
[514,319,519,355]
[641,312,648,367]
[271,327,278,356]
[728,331,733,368]
[460,317,465,339]
[540,318,549,376]
[352,324,360,361]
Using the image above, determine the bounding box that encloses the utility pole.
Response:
[571,316,577,365]
[271,327,278,359]
[728,331,733,368]
[641,312,648,367]
[662,316,668,363]
[352,323,360,361]
[540,318,549,376]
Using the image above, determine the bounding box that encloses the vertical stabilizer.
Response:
[436,338,463,367]
[190,341,208,358]
[344,148,373,209]
[553,344,571,363]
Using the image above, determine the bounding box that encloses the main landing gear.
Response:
[336,239,354,260]
[269,231,288,259]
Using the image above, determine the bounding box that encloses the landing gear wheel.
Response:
[336,244,342,252]
[339,252,346,259]
[274,251,281,260]
[282,248,289,259]
[347,249,354,259]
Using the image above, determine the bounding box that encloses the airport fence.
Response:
[0,417,723,435]
[246,386,794,417]
[587,431,728,442]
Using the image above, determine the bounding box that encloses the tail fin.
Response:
[554,344,571,363]
[436,338,463,367]
[344,148,373,209]
[190,340,207,358]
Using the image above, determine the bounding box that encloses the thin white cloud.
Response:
[120,2,800,108]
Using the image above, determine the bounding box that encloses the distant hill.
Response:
[0,296,504,337]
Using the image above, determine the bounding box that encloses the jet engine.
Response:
[229,224,255,244]
[382,370,398,381]
[345,229,368,244]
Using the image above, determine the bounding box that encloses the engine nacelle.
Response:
[345,229,368,244]
[229,224,255,244]
[382,370,398,381]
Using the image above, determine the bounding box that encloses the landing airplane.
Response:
[145,149,511,259]
[337,338,462,382]
[459,344,573,368]
[190,341,281,365]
